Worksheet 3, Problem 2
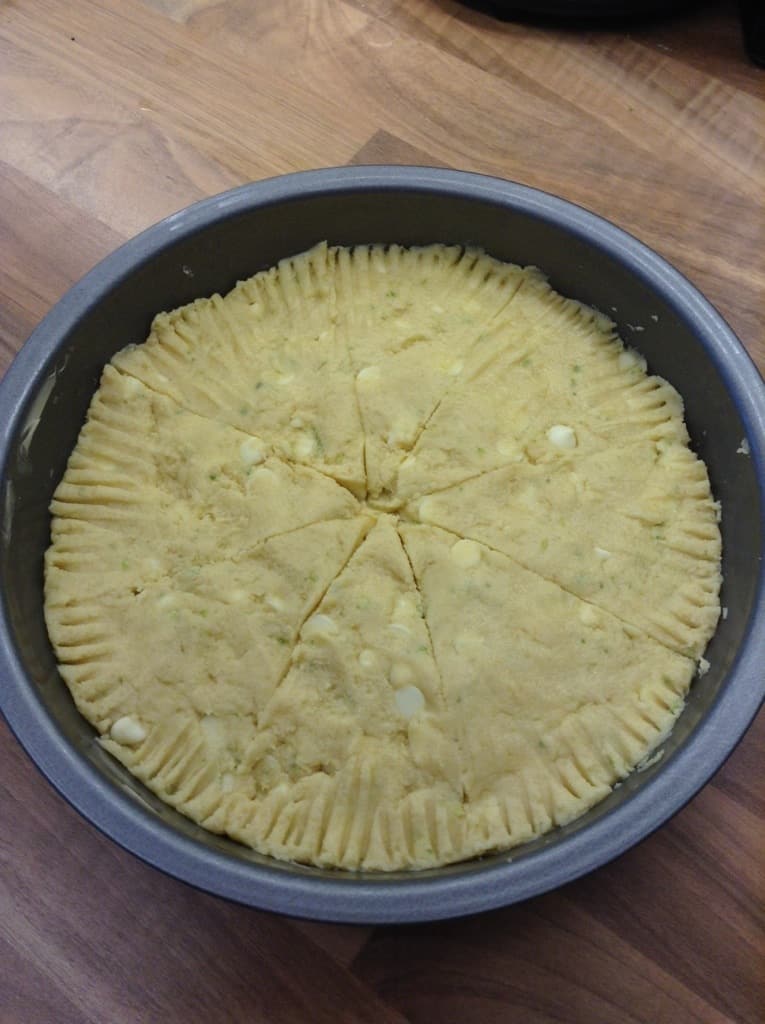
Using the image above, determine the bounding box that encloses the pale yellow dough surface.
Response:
[45,243,721,871]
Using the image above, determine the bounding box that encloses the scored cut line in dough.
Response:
[398,514,699,665]
[405,440,719,660]
[113,243,366,497]
[399,522,694,850]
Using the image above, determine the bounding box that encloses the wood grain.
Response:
[0,1,763,1021]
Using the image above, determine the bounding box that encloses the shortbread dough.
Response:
[45,243,721,870]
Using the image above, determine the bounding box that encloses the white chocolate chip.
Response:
[303,613,338,638]
[417,497,437,523]
[157,593,176,609]
[386,414,417,448]
[394,685,425,719]
[357,365,381,385]
[698,656,711,677]
[393,595,418,621]
[448,359,464,376]
[265,594,286,612]
[547,424,577,449]
[390,662,415,687]
[121,376,143,398]
[110,716,147,746]
[290,415,304,429]
[388,622,411,637]
[579,604,599,626]
[250,466,276,484]
[240,437,266,466]
[359,649,377,670]
[618,351,635,369]
[294,433,316,458]
[277,373,294,386]
[496,439,521,459]
[450,539,482,568]
[454,631,483,654]
[221,772,236,794]
[594,547,611,560]
[229,588,249,603]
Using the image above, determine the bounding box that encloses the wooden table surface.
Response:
[1,1,763,1021]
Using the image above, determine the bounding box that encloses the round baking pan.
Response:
[1,167,763,924]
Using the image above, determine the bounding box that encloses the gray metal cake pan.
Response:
[0,166,763,924]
